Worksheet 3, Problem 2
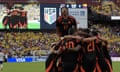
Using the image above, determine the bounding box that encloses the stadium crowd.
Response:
[91,1,120,16]
[89,1,120,57]
[0,1,119,72]
[0,26,119,58]
[0,1,119,58]
[0,31,59,58]
[90,24,120,57]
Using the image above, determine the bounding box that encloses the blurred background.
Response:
[0,0,120,72]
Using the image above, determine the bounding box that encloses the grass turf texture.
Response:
[3,62,45,72]
[3,62,120,72]
[0,22,40,29]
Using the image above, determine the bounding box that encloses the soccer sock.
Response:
[0,64,3,70]
[1,65,3,68]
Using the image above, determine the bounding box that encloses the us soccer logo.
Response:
[44,8,56,25]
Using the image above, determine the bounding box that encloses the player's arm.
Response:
[50,46,66,54]
[98,36,108,42]
[64,35,97,42]
[50,49,61,54]
[99,36,109,50]
[56,18,61,37]
[73,18,77,30]
[63,35,74,38]
[50,40,64,54]
[51,41,60,47]
[49,45,61,54]
[82,36,97,42]
[63,35,82,40]
[77,31,92,37]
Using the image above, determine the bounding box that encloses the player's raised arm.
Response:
[63,35,97,42]
[63,35,83,40]
[82,36,97,42]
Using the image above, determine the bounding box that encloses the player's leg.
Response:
[0,61,3,71]
[96,59,106,72]
[105,58,113,72]
[62,62,76,72]
[45,54,56,72]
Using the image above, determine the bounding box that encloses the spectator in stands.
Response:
[0,49,4,71]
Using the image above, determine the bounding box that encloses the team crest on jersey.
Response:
[44,8,56,25]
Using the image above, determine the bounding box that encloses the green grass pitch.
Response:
[3,62,45,72]
[2,62,120,72]
[0,21,40,29]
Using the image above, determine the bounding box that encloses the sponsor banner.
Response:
[7,56,120,62]
[32,56,48,62]
[7,56,48,62]
[111,57,120,61]
[7,57,33,62]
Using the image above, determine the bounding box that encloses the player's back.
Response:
[61,38,80,62]
[82,41,96,60]
[80,41,96,72]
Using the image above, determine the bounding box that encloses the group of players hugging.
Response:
[2,7,27,29]
[46,7,112,72]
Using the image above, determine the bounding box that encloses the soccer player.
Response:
[56,7,77,37]
[54,28,81,72]
[2,11,11,29]
[91,30,105,72]
[10,8,20,29]
[61,28,101,72]
[89,30,112,72]
[95,38,112,72]
[46,40,64,72]
[46,7,77,72]
[103,42,113,72]
[0,50,4,71]
[46,27,79,72]
[19,8,27,28]
[63,29,100,72]
[61,38,81,72]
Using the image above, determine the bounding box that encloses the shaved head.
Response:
[61,7,69,19]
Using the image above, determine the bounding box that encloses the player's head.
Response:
[61,7,69,18]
